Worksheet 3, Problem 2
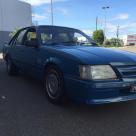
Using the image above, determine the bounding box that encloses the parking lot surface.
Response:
[1,57,136,136]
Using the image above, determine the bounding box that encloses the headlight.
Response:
[79,65,117,80]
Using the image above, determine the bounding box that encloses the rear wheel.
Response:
[44,65,66,104]
[6,57,18,76]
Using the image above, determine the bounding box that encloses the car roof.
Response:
[20,25,79,31]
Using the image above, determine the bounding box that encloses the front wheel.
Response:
[44,65,66,104]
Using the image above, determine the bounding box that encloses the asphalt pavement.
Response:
[0,59,136,136]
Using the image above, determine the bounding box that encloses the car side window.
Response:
[74,32,89,43]
[14,29,27,46]
[9,33,19,46]
[56,33,70,43]
[23,29,37,46]
[26,31,37,41]
[9,38,15,46]
[41,33,53,44]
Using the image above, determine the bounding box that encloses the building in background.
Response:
[123,34,136,46]
[0,0,32,51]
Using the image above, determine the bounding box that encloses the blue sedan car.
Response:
[3,25,136,104]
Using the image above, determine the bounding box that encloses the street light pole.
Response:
[116,25,120,39]
[51,0,54,25]
[96,16,98,31]
[102,6,110,40]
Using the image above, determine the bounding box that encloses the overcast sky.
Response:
[20,0,136,38]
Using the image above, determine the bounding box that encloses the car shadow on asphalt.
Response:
[62,97,135,111]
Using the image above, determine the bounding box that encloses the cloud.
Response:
[120,22,136,29]
[56,8,69,16]
[81,29,93,36]
[106,23,117,33]
[31,7,70,25]
[112,13,129,21]
[20,0,67,6]
[43,7,69,16]
[32,13,48,20]
[105,21,136,38]
[44,8,51,14]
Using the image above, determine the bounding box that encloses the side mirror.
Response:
[25,39,39,48]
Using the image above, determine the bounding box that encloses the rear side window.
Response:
[15,29,27,45]
[23,28,37,46]
[26,31,37,41]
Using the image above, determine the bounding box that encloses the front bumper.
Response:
[65,77,136,104]
[88,95,136,104]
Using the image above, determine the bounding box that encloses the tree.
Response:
[92,30,104,45]
[110,38,124,47]
[103,39,111,46]
[104,38,124,47]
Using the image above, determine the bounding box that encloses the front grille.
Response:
[115,65,136,78]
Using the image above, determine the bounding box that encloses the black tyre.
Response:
[44,65,66,104]
[6,57,18,76]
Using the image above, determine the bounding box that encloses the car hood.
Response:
[54,45,136,64]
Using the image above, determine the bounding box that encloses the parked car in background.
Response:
[3,25,136,104]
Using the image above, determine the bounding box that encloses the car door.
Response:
[19,28,39,75]
[9,28,28,68]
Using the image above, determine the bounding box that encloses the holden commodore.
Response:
[3,25,136,104]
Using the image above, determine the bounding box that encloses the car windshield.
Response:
[39,27,97,46]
